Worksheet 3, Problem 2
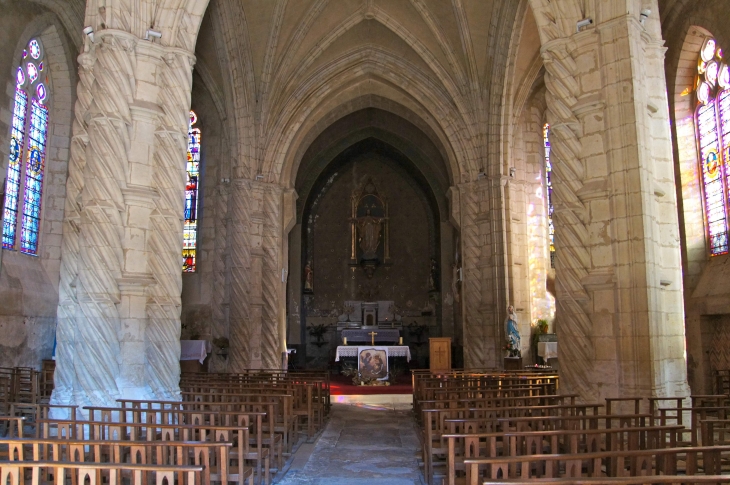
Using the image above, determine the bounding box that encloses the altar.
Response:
[335,345,411,382]
[335,345,411,361]
[340,328,400,344]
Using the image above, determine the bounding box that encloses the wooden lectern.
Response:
[429,337,452,372]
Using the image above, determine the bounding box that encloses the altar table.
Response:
[537,341,558,360]
[340,328,400,343]
[180,340,212,364]
[335,345,411,361]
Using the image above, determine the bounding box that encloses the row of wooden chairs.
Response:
[0,367,53,411]
[414,369,730,485]
[1,437,252,484]
[0,369,331,484]
[0,460,203,485]
[180,370,330,440]
[2,404,269,484]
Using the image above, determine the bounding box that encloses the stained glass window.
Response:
[183,110,201,272]
[3,90,28,249]
[544,123,555,268]
[2,38,49,255]
[20,99,48,255]
[695,38,730,255]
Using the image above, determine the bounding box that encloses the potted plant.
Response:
[308,323,330,347]
[213,337,229,357]
[531,319,549,364]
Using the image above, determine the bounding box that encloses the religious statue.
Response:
[505,305,521,357]
[356,209,383,261]
[429,257,438,291]
[303,263,313,293]
[451,264,461,303]
[350,178,390,273]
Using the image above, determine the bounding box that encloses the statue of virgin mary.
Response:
[505,305,521,357]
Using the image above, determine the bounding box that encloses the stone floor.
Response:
[276,394,424,485]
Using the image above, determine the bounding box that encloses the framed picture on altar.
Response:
[358,347,388,379]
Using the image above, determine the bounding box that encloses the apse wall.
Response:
[300,151,438,369]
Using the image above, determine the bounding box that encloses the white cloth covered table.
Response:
[537,341,558,360]
[180,340,212,364]
[335,345,411,361]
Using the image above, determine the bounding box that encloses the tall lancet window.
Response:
[695,38,730,256]
[183,110,201,272]
[3,38,49,255]
[544,123,555,268]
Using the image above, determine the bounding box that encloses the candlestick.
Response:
[343,337,347,345]
[399,336,403,345]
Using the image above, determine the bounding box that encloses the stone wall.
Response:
[301,153,438,368]
[663,0,730,393]
[0,2,79,369]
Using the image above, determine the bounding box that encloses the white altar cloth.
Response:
[537,342,558,360]
[180,340,212,364]
[335,345,411,362]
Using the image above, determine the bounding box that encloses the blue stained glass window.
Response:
[544,123,555,268]
[28,40,41,60]
[183,110,201,272]
[27,63,38,84]
[20,99,48,255]
[696,37,730,255]
[3,89,28,249]
[3,38,49,255]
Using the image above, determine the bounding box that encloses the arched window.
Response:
[183,110,201,272]
[544,123,555,268]
[695,38,730,256]
[3,38,50,255]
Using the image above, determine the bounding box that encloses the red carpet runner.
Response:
[329,373,413,395]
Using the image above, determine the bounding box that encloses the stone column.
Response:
[145,49,196,400]
[457,177,507,370]
[538,9,689,399]
[52,51,93,411]
[52,30,196,410]
[210,182,231,373]
[228,180,254,371]
[228,180,288,370]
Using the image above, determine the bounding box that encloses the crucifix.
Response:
[368,331,378,345]
[433,346,446,365]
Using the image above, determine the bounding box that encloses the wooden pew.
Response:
[0,437,247,484]
[463,445,730,484]
[481,477,730,484]
[114,399,284,472]
[0,460,201,485]
[176,389,296,450]
[0,417,24,440]
[439,425,684,485]
[421,403,609,485]
[35,419,271,485]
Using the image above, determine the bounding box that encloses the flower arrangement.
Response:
[503,338,520,357]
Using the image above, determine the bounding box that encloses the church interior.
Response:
[2,0,730,483]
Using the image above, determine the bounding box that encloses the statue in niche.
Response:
[429,257,438,291]
[349,177,390,275]
[303,263,313,293]
[357,209,383,261]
